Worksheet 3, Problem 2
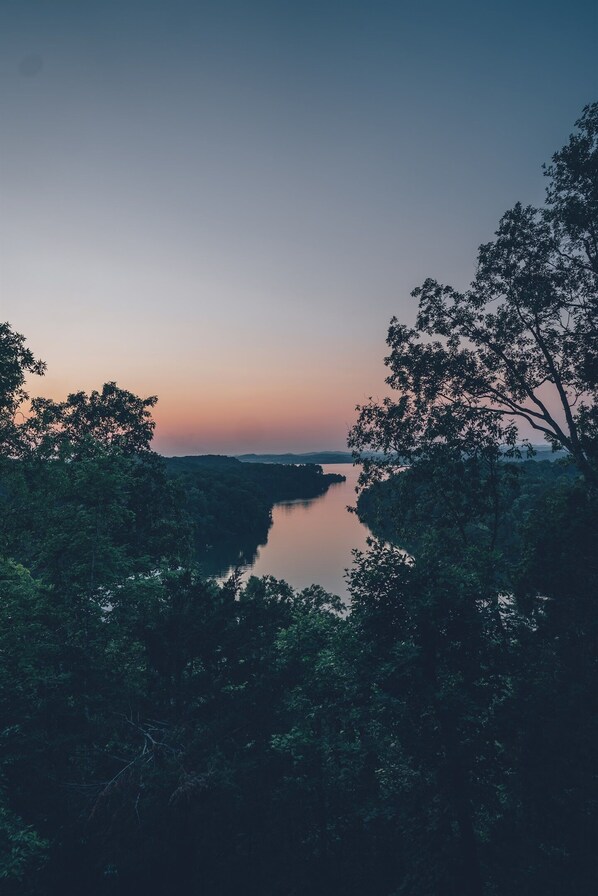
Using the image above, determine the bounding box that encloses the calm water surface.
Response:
[222,464,371,600]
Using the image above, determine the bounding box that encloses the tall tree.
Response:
[0,322,45,455]
[24,382,157,459]
[350,104,598,486]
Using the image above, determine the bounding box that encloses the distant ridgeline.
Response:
[235,450,397,464]
[236,451,356,464]
[234,446,565,466]
[163,455,344,574]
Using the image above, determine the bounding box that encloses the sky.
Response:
[1,0,596,455]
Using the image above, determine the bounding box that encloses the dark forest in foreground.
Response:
[1,106,597,895]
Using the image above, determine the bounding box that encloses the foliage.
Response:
[349,103,598,487]
[0,322,45,455]
[1,106,597,896]
[346,104,598,895]
[25,382,157,459]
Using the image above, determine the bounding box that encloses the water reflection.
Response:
[201,465,370,600]
[196,535,267,578]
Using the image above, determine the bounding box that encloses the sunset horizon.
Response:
[3,1,594,456]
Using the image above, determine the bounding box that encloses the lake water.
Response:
[219,464,371,600]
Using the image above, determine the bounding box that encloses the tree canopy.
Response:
[24,383,158,459]
[0,323,45,455]
[1,108,597,896]
[349,103,598,486]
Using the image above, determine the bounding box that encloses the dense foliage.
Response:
[350,103,598,487]
[1,107,596,895]
[346,103,598,895]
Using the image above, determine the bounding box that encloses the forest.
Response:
[0,106,597,895]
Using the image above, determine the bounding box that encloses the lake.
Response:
[217,464,371,600]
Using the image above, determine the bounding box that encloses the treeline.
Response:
[1,328,596,896]
[1,383,596,895]
[357,458,580,559]
[164,453,344,508]
[2,105,598,895]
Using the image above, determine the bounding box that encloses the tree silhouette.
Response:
[350,104,598,487]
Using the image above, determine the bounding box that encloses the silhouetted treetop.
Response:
[0,322,45,455]
[25,382,157,459]
[350,104,598,486]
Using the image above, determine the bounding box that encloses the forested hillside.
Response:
[1,105,597,896]
[356,458,580,558]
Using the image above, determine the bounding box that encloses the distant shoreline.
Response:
[235,451,356,465]
[161,446,566,466]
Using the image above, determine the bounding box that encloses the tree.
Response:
[349,103,598,487]
[24,382,157,459]
[0,322,45,455]
[347,105,598,896]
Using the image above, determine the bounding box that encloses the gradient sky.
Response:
[1,0,596,454]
